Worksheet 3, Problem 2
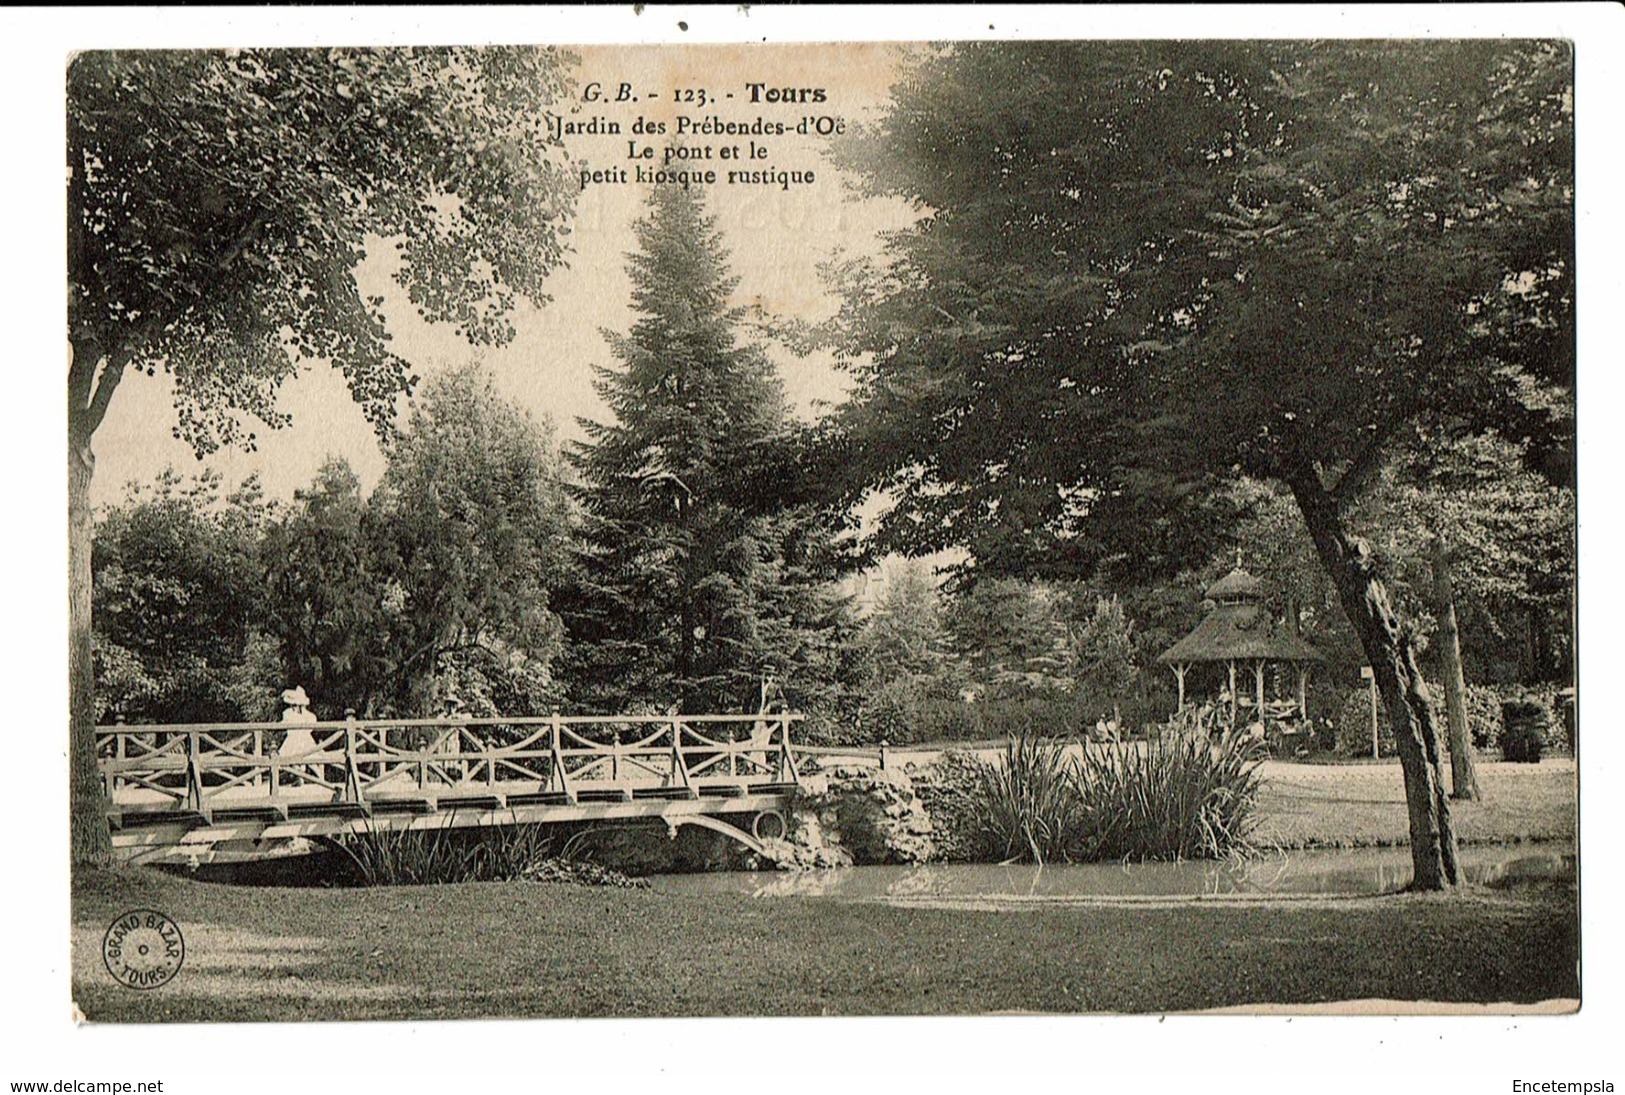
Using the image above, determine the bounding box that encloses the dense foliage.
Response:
[82,47,1573,896]
[369,365,574,716]
[69,47,577,455]
[92,471,272,723]
[825,40,1572,889]
[98,366,574,721]
[1500,696,1553,763]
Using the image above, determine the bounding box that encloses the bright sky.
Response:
[89,43,918,507]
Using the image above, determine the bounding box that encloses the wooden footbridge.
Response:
[96,713,809,867]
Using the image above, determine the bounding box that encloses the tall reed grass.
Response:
[976,725,1265,864]
[329,821,581,886]
[978,735,1083,864]
[1071,731,1264,861]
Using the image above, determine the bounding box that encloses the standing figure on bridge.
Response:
[438,690,470,783]
[749,675,787,778]
[274,686,319,784]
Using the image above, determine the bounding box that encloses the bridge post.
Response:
[549,707,570,798]
[107,716,125,801]
[880,740,890,772]
[184,729,207,820]
[670,716,691,792]
[779,715,801,784]
[342,710,365,805]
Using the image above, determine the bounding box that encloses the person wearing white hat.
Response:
[436,689,470,784]
[274,686,319,781]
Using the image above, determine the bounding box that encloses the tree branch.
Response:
[1328,417,1407,506]
[215,210,267,272]
[80,348,129,440]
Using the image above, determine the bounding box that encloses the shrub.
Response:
[1504,687,1569,754]
[798,709,873,748]
[1071,726,1265,861]
[910,750,1000,863]
[1463,685,1506,751]
[1336,687,1390,758]
[855,676,980,746]
[1500,696,1551,763]
[1555,691,1577,753]
[1336,681,1500,757]
[976,691,1090,742]
[836,680,1136,747]
[903,695,983,744]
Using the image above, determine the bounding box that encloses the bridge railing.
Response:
[96,712,803,822]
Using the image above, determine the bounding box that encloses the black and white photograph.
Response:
[10,4,1622,1091]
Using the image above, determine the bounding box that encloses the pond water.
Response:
[647,843,1574,904]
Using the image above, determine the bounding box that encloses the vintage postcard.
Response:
[18,3,1617,1091]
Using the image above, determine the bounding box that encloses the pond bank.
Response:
[648,842,1575,906]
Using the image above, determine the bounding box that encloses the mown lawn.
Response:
[72,864,1576,1022]
[1253,758,1576,848]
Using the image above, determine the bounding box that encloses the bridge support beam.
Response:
[663,813,780,859]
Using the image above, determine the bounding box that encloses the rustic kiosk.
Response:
[1158,565,1325,729]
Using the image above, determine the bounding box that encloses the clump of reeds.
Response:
[1070,730,1264,861]
[329,822,591,886]
[977,734,1083,865]
[975,723,1264,864]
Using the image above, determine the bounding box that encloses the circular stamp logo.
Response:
[102,909,184,991]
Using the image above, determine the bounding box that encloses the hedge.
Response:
[1333,681,1561,758]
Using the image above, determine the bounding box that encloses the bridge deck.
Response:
[97,713,805,864]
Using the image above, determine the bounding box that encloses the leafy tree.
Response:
[861,561,950,683]
[1357,432,1575,797]
[369,363,573,717]
[261,459,390,719]
[1357,433,1576,685]
[67,47,577,861]
[831,41,1572,889]
[92,469,271,723]
[259,369,574,721]
[564,186,854,716]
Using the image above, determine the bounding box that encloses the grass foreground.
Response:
[73,863,1576,1021]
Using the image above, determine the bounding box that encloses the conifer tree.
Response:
[564,186,854,716]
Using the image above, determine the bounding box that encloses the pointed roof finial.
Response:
[1235,547,1243,570]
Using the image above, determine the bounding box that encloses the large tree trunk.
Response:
[1432,536,1481,801]
[1282,450,1460,891]
[69,418,112,867]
